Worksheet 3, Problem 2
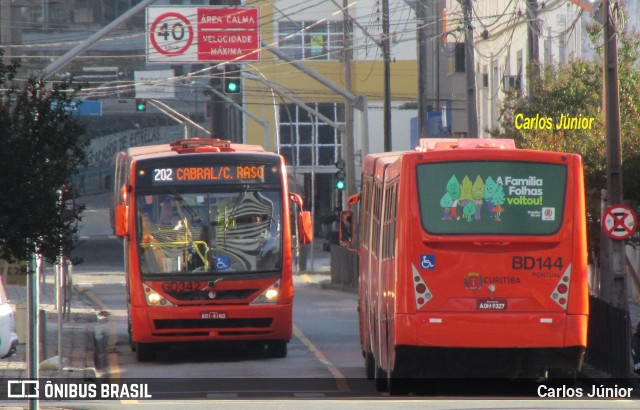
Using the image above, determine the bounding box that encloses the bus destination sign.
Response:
[145,165,266,185]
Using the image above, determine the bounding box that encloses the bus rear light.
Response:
[250,280,280,305]
[550,263,572,309]
[144,284,174,307]
[412,265,432,309]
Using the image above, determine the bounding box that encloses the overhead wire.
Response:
[5,0,564,105]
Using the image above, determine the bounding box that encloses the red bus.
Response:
[113,138,312,361]
[341,138,588,392]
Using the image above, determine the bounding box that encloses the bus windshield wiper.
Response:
[227,185,250,224]
[170,188,202,225]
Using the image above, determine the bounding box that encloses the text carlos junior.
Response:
[537,384,634,398]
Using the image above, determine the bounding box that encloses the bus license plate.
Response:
[477,299,507,310]
[201,311,227,319]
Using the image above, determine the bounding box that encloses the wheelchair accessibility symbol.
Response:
[216,256,230,270]
[420,254,435,270]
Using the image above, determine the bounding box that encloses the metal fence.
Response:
[585,295,631,377]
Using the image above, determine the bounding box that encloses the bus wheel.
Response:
[136,343,156,362]
[268,340,287,358]
[374,363,388,392]
[548,368,577,388]
[387,372,411,396]
[364,351,375,379]
[128,320,135,352]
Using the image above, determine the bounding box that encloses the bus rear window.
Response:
[417,161,567,235]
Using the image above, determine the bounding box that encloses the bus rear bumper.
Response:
[131,304,292,343]
[392,345,586,378]
[393,313,587,375]
[396,312,587,348]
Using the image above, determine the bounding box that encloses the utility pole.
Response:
[27,253,39,410]
[601,0,626,309]
[342,0,356,203]
[382,0,392,151]
[460,0,478,138]
[434,1,441,115]
[416,0,429,139]
[526,0,540,99]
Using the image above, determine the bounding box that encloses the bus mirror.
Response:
[298,211,313,245]
[339,211,354,246]
[115,205,128,237]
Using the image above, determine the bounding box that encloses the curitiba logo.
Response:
[464,272,483,290]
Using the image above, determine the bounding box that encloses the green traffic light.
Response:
[135,98,146,112]
[336,180,345,190]
[226,81,239,93]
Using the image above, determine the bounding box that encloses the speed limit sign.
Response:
[149,12,194,57]
[146,6,260,63]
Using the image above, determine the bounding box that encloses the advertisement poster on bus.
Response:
[417,161,567,235]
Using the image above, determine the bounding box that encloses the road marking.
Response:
[292,324,349,392]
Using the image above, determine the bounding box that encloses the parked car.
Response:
[0,277,18,358]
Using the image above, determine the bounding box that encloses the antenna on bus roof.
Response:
[170,138,234,154]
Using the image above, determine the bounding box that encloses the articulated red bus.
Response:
[112,138,312,361]
[341,138,588,392]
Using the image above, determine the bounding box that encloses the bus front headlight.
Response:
[143,284,174,306]
[250,280,280,305]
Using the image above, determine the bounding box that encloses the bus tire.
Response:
[268,340,287,358]
[128,320,135,352]
[136,343,156,362]
[547,368,577,387]
[374,363,388,392]
[387,371,411,396]
[365,351,375,379]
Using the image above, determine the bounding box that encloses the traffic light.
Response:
[135,98,146,112]
[335,159,345,191]
[210,66,224,91]
[223,64,241,94]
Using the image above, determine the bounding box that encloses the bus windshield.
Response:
[136,189,282,275]
[417,161,567,235]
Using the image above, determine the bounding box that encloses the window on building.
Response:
[277,21,344,61]
[279,103,344,167]
[17,0,144,29]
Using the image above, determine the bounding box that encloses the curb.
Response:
[318,279,357,294]
[72,285,110,378]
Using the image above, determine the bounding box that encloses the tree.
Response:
[496,29,640,262]
[0,54,89,264]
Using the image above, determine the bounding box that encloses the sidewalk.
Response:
[294,239,338,290]
[1,263,101,380]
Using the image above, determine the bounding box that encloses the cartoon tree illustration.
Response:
[492,187,506,222]
[440,192,454,220]
[484,176,498,218]
[472,175,485,221]
[459,176,473,206]
[462,201,477,222]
